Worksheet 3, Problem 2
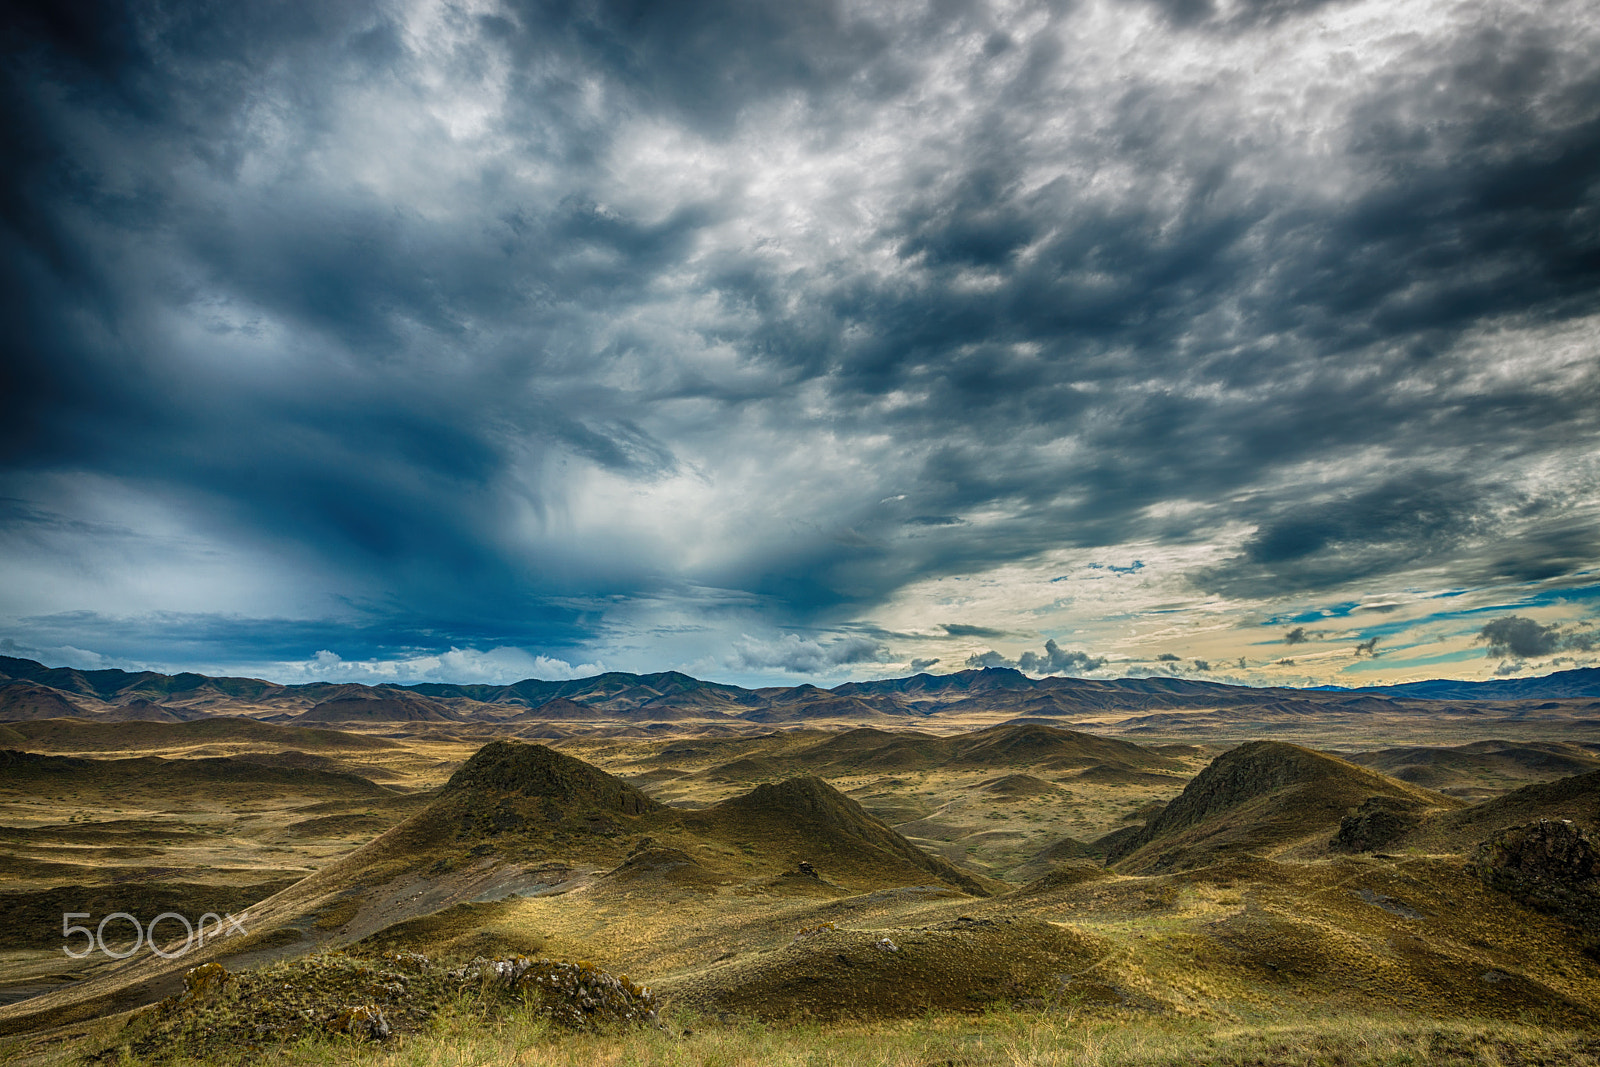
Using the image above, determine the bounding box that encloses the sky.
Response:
[2,0,1598,690]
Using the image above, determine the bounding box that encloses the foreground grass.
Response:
[88,1005,1600,1067]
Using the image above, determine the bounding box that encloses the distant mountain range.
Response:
[1319,668,1600,701]
[2,654,1598,725]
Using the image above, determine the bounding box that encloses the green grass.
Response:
[75,1006,1600,1067]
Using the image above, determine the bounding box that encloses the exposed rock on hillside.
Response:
[1332,795,1427,852]
[1473,819,1600,933]
[107,952,658,1062]
[453,955,660,1029]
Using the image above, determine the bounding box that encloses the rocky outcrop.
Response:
[1332,795,1425,852]
[109,952,658,1061]
[453,955,660,1029]
[1473,819,1600,932]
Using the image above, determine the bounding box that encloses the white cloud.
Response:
[270,646,603,685]
[0,637,132,672]
[728,633,890,674]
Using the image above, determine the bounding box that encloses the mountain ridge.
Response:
[4,654,1599,725]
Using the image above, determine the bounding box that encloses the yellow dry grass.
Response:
[35,1006,1600,1067]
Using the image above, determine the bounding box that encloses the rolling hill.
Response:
[1106,741,1459,873]
[1346,740,1600,791]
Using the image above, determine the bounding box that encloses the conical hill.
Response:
[691,775,997,896]
[360,740,662,867]
[0,743,991,1039]
[441,739,660,811]
[1108,741,1457,873]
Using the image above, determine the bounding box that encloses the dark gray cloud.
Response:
[2,0,1598,680]
[1139,0,1351,32]
[940,623,1011,639]
[1019,641,1106,675]
[1479,616,1561,658]
[1198,473,1501,599]
[967,640,1107,676]
[1283,627,1308,644]
[729,632,890,674]
[1476,615,1598,659]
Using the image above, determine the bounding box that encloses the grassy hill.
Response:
[1347,739,1600,791]
[1107,741,1458,873]
[0,683,86,721]
[687,776,996,896]
[9,723,1600,1062]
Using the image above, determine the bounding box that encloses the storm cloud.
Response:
[2,0,1597,684]
[966,640,1107,676]
[1476,615,1598,660]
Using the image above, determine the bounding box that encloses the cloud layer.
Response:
[2,0,1597,684]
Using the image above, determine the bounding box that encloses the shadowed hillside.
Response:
[690,776,996,896]
[1108,741,1457,873]
[298,692,461,723]
[0,716,398,752]
[0,683,85,721]
[1347,740,1600,792]
[0,749,395,800]
[667,917,1110,1021]
[1380,770,1600,854]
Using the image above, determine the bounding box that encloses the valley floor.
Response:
[3,712,1598,1065]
